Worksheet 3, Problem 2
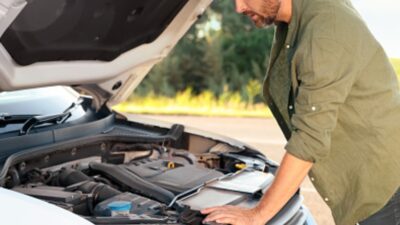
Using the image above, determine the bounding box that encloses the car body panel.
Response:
[0,188,93,225]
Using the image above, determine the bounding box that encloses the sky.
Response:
[352,0,400,58]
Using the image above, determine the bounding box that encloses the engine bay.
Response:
[0,138,275,225]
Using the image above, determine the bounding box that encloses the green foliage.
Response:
[245,79,262,106]
[389,59,400,87]
[116,88,272,118]
[391,59,400,76]
[134,0,274,103]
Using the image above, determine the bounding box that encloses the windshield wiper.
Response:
[0,114,39,123]
[0,114,40,127]
[19,97,85,135]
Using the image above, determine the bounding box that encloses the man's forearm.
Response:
[255,152,313,222]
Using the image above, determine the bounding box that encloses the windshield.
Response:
[0,86,86,133]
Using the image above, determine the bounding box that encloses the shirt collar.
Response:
[285,0,304,48]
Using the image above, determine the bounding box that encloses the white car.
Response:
[0,0,317,225]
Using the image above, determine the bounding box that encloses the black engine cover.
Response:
[124,159,223,194]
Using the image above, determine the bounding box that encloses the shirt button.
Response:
[311,106,316,111]
[288,105,294,110]
[310,177,315,182]
[324,197,329,202]
[286,44,291,49]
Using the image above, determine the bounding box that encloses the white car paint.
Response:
[0,188,93,225]
[0,0,213,107]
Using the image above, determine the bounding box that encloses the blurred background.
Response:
[116,1,273,117]
[115,0,400,117]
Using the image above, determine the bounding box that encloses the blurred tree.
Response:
[135,0,274,103]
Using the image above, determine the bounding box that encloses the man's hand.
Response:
[201,153,313,225]
[201,205,267,225]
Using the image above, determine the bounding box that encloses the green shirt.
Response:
[263,0,400,224]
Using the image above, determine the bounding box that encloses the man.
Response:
[201,0,400,224]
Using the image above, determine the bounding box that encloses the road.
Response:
[131,115,335,225]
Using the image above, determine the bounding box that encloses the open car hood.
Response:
[0,0,212,107]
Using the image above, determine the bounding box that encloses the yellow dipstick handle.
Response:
[235,163,247,170]
[167,161,176,169]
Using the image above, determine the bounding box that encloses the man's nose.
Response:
[235,0,247,14]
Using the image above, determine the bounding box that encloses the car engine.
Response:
[1,141,276,225]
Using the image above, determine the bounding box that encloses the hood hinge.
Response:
[73,85,111,112]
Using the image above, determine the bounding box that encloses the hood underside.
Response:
[0,0,212,106]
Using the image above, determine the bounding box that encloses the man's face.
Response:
[235,0,281,28]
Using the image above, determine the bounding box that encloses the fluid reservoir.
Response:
[107,201,132,217]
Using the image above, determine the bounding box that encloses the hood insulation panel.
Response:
[0,0,188,66]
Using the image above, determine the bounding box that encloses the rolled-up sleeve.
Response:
[285,38,357,162]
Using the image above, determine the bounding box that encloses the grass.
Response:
[114,59,400,117]
[114,89,272,118]
[391,58,400,80]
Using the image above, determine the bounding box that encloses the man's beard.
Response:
[252,14,276,28]
[251,0,280,28]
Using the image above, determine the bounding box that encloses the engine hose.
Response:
[129,149,154,162]
[112,143,170,161]
[56,168,121,204]
[94,176,113,185]
[172,152,194,164]
[79,181,121,203]
[57,168,94,185]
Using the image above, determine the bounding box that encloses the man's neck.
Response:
[276,0,292,23]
